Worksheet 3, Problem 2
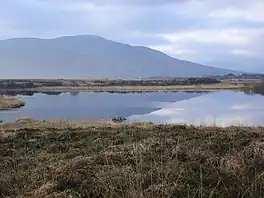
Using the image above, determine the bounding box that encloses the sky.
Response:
[1,0,264,72]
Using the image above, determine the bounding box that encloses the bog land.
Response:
[1,119,264,197]
[0,78,260,93]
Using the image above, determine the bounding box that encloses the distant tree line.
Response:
[0,77,221,89]
[212,73,264,80]
[0,81,35,89]
[0,80,64,89]
[94,78,220,86]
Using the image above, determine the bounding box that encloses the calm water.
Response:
[130,91,264,126]
[1,91,264,126]
[0,91,204,121]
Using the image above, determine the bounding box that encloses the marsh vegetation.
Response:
[0,96,25,110]
[1,120,264,197]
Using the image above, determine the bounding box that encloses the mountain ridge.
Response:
[0,35,240,79]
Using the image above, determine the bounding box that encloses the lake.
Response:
[1,91,264,126]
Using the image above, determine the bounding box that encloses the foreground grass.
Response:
[0,96,25,110]
[1,120,264,197]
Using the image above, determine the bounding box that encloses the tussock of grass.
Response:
[0,96,25,110]
[1,121,264,197]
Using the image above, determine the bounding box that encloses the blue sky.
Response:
[1,0,264,72]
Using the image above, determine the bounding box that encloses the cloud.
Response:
[38,0,188,6]
[148,27,264,70]
[231,50,255,57]
[209,1,264,22]
[0,0,264,72]
[162,28,252,46]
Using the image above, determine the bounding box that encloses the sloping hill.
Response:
[0,35,238,78]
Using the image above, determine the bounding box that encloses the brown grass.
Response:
[0,96,25,110]
[27,83,245,92]
[1,120,264,197]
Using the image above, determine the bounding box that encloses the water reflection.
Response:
[0,90,210,96]
[69,92,80,96]
[2,90,264,126]
[243,87,264,97]
[0,90,62,96]
[129,91,264,126]
[0,91,204,121]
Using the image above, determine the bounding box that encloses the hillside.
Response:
[0,35,239,78]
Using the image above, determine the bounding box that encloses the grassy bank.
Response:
[1,83,245,93]
[0,96,25,110]
[1,120,264,197]
[0,78,247,93]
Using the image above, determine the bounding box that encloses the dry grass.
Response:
[1,120,264,197]
[30,83,245,92]
[0,96,25,110]
[0,83,245,93]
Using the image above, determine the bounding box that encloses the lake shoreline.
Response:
[0,83,245,93]
[1,89,263,125]
[1,119,264,197]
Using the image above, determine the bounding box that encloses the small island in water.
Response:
[0,96,25,110]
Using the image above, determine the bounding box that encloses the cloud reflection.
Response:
[128,91,264,126]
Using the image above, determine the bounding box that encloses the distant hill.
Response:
[0,35,240,79]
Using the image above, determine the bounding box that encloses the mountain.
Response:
[0,35,239,79]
